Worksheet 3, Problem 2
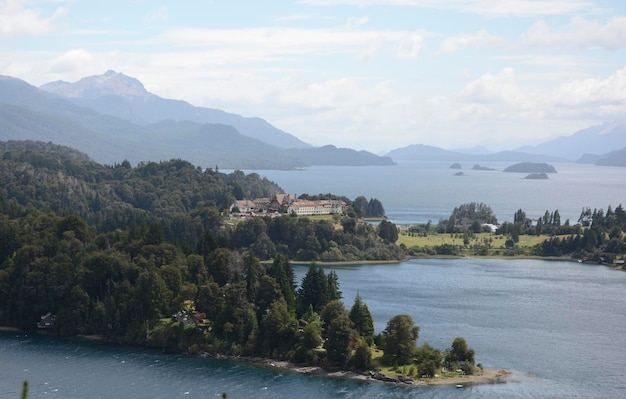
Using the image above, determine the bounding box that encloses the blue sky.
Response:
[1,0,625,152]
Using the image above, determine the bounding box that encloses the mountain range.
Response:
[385,144,568,163]
[39,70,309,150]
[0,71,393,169]
[515,120,626,164]
[386,120,626,166]
[0,70,624,168]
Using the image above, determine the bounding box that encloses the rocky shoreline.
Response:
[1,327,510,388]
[237,356,510,387]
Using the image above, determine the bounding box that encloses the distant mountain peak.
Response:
[40,70,149,99]
[37,71,311,149]
[515,119,626,160]
[597,119,626,136]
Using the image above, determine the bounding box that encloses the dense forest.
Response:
[2,141,458,377]
[0,141,403,261]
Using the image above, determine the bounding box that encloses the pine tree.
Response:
[297,263,334,315]
[349,293,374,344]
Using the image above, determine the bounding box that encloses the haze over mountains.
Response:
[387,121,626,165]
[0,70,625,169]
[516,120,626,166]
[39,70,310,150]
[385,144,567,163]
[0,71,393,169]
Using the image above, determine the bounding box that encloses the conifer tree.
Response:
[324,312,354,369]
[269,253,297,312]
[297,263,327,314]
[349,293,374,345]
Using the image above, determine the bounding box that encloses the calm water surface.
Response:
[244,162,626,225]
[2,259,625,398]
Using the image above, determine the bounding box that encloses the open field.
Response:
[396,231,571,258]
[397,231,552,249]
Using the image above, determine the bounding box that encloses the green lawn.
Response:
[396,231,570,258]
[398,231,554,249]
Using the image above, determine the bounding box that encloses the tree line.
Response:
[404,202,625,260]
[530,205,626,261]
[231,215,403,262]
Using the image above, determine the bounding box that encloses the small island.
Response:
[450,162,462,169]
[524,173,548,180]
[472,164,495,171]
[503,162,557,173]
[454,171,466,176]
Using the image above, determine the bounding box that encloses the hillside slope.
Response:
[1,74,391,169]
[40,70,311,149]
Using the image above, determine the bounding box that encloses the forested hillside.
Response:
[0,140,419,373]
[0,140,404,329]
[0,140,281,243]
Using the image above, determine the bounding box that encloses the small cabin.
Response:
[37,312,57,329]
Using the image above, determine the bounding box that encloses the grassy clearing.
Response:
[370,347,482,383]
[396,230,574,259]
[398,231,552,249]
[370,348,421,379]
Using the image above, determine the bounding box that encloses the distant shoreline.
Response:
[288,254,583,267]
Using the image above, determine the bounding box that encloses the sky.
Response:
[1,0,626,153]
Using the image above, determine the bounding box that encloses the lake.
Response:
[241,161,626,225]
[2,258,625,398]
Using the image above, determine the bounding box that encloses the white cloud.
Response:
[0,0,67,37]
[274,13,320,22]
[298,0,594,17]
[48,49,98,74]
[395,32,423,59]
[159,26,428,61]
[552,66,626,115]
[494,54,599,69]
[522,16,626,50]
[461,68,526,103]
[144,6,169,23]
[346,16,369,29]
[426,66,626,147]
[440,28,503,53]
